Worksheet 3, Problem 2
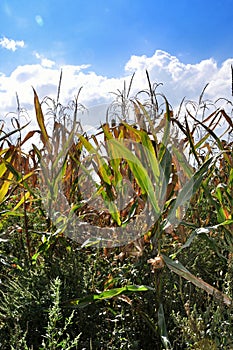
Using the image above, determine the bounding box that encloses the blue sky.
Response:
[1,0,233,127]
[1,0,233,75]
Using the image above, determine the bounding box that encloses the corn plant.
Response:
[0,110,41,263]
[30,73,233,348]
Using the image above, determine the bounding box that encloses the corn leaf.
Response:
[67,285,153,308]
[172,145,193,179]
[167,154,219,224]
[0,211,24,217]
[173,222,233,259]
[158,100,171,162]
[79,134,111,185]
[162,254,232,306]
[158,303,172,349]
[0,123,29,142]
[122,123,160,181]
[21,130,40,146]
[184,116,201,165]
[33,87,50,149]
[109,139,161,216]
[0,172,14,203]
[12,191,31,211]
[102,124,122,186]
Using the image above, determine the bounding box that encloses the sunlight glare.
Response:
[35,15,44,27]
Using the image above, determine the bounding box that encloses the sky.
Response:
[1,0,233,131]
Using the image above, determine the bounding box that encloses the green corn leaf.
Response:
[80,237,111,248]
[194,132,211,150]
[229,168,233,185]
[5,161,21,182]
[158,99,171,162]
[162,254,232,306]
[172,145,193,179]
[31,240,51,262]
[79,134,111,185]
[167,154,219,224]
[112,123,161,190]
[66,285,154,308]
[109,139,161,216]
[98,183,122,225]
[103,124,123,186]
[133,100,159,144]
[107,200,122,226]
[217,207,229,223]
[158,303,172,350]
[215,184,223,203]
[0,211,24,217]
[173,222,233,259]
[32,143,42,161]
[202,180,231,223]
[136,129,160,182]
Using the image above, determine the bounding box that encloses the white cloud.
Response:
[1,49,233,134]
[124,50,231,106]
[34,52,55,68]
[0,36,25,51]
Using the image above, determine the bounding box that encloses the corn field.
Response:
[0,72,233,349]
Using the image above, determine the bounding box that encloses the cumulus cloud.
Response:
[1,49,233,132]
[0,36,25,51]
[34,52,55,68]
[125,50,232,106]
